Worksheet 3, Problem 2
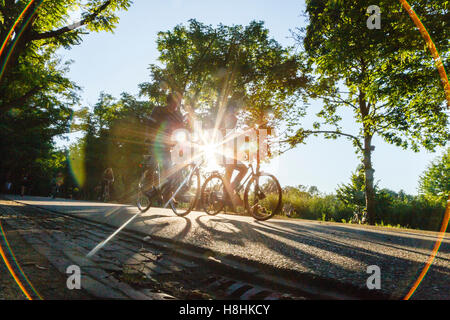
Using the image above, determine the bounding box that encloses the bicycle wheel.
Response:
[201,173,225,215]
[136,169,156,213]
[170,165,200,217]
[244,173,282,221]
[137,190,152,212]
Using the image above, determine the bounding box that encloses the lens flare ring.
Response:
[0,0,448,301]
[398,0,450,300]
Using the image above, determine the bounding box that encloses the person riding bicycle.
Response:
[51,171,64,199]
[143,92,186,201]
[219,102,248,207]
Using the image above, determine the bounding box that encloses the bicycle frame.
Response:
[164,158,204,208]
[230,126,269,194]
[234,163,256,195]
[90,147,202,258]
[142,156,204,209]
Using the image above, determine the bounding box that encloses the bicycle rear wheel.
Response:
[244,173,282,221]
[170,165,201,217]
[137,169,157,213]
[201,173,225,215]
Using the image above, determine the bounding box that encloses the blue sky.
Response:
[58,0,445,194]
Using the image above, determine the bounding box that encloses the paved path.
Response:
[5,195,450,299]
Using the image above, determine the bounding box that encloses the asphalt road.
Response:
[4,195,450,300]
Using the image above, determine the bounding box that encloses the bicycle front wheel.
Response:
[170,165,201,217]
[244,173,282,221]
[137,190,152,212]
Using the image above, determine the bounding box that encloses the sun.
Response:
[201,142,222,172]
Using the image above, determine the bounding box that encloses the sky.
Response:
[57,0,446,195]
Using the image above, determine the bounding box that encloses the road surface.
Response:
[2,195,449,299]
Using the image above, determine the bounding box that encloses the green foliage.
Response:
[418,148,450,203]
[0,0,132,114]
[69,92,153,200]
[290,1,449,224]
[373,190,445,231]
[282,185,446,231]
[0,83,73,191]
[283,186,353,222]
[0,0,131,195]
[293,0,449,151]
[1,0,131,49]
[336,165,366,209]
[139,19,308,134]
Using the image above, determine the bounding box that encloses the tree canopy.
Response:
[139,19,308,133]
[419,148,450,203]
[1,0,132,114]
[289,0,449,224]
[0,0,131,193]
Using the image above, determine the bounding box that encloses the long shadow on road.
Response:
[192,215,450,299]
[5,197,449,299]
[270,221,450,254]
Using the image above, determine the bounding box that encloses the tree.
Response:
[0,0,131,194]
[0,0,131,114]
[289,1,449,224]
[139,19,308,134]
[308,185,320,197]
[336,166,366,211]
[0,85,73,193]
[70,92,153,200]
[419,148,450,203]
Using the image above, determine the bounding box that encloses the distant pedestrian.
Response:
[4,181,12,194]
[4,172,12,194]
[20,172,30,197]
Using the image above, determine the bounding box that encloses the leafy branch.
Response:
[29,0,113,41]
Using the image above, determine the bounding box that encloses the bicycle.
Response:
[136,154,202,216]
[51,181,63,199]
[351,207,368,224]
[201,162,282,221]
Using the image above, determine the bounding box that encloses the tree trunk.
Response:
[363,135,376,225]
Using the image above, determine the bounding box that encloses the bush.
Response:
[375,195,446,231]
[282,185,447,232]
[283,188,353,222]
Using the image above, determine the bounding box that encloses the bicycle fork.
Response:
[163,161,201,209]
